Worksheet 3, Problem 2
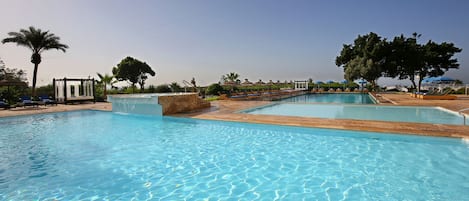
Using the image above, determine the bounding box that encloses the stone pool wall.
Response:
[158,93,210,115]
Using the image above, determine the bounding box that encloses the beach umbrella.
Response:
[422,76,454,84]
[356,79,367,91]
[357,79,367,84]
[241,79,253,86]
[422,77,434,84]
[432,76,454,83]
[315,81,324,84]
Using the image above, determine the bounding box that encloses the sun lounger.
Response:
[20,96,39,107]
[39,95,58,106]
[0,100,10,110]
[229,93,248,100]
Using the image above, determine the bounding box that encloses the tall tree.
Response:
[2,26,68,96]
[96,73,116,98]
[336,32,387,89]
[387,33,461,91]
[0,58,6,80]
[112,56,155,92]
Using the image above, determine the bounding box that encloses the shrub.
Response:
[155,84,172,93]
[206,83,225,95]
[36,84,54,96]
[204,96,219,101]
[145,85,157,93]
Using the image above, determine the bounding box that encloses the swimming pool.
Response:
[280,93,376,104]
[1,111,469,200]
[243,103,465,125]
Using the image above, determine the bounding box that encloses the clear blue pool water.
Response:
[280,93,376,104]
[1,110,469,200]
[243,103,465,125]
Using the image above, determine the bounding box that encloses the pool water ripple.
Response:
[1,110,469,200]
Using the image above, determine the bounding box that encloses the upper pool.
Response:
[1,110,469,200]
[242,103,465,125]
[280,93,376,104]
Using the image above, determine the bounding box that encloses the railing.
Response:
[459,108,469,126]
[182,80,199,93]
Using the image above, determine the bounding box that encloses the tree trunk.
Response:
[30,52,42,97]
[417,76,423,92]
[410,79,416,90]
[32,63,39,97]
[103,83,107,99]
[409,75,417,91]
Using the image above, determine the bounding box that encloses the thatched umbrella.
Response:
[0,80,28,87]
[242,79,253,86]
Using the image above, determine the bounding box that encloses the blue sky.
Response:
[0,0,468,86]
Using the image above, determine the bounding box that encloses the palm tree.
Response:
[224,72,239,92]
[97,73,116,98]
[169,82,182,92]
[2,26,68,97]
[225,72,239,83]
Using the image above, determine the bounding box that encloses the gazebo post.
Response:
[63,77,67,103]
[52,78,56,99]
[92,78,96,103]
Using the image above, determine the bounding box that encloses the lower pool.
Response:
[242,103,465,125]
[1,110,469,200]
[280,93,376,104]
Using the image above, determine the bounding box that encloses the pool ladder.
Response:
[459,108,469,126]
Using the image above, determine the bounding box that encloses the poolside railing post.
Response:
[63,77,67,104]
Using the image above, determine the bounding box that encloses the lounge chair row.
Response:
[0,95,58,109]
[311,88,368,93]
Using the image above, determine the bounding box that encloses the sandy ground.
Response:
[1,93,468,138]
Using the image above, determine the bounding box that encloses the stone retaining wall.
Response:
[158,93,210,115]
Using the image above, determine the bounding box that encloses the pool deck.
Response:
[1,93,468,139]
[0,102,112,118]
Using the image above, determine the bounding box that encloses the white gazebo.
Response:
[53,78,95,103]
[294,80,308,91]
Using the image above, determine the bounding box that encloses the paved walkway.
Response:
[176,93,469,139]
[0,102,111,117]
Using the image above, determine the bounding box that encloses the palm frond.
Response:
[3,26,69,53]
